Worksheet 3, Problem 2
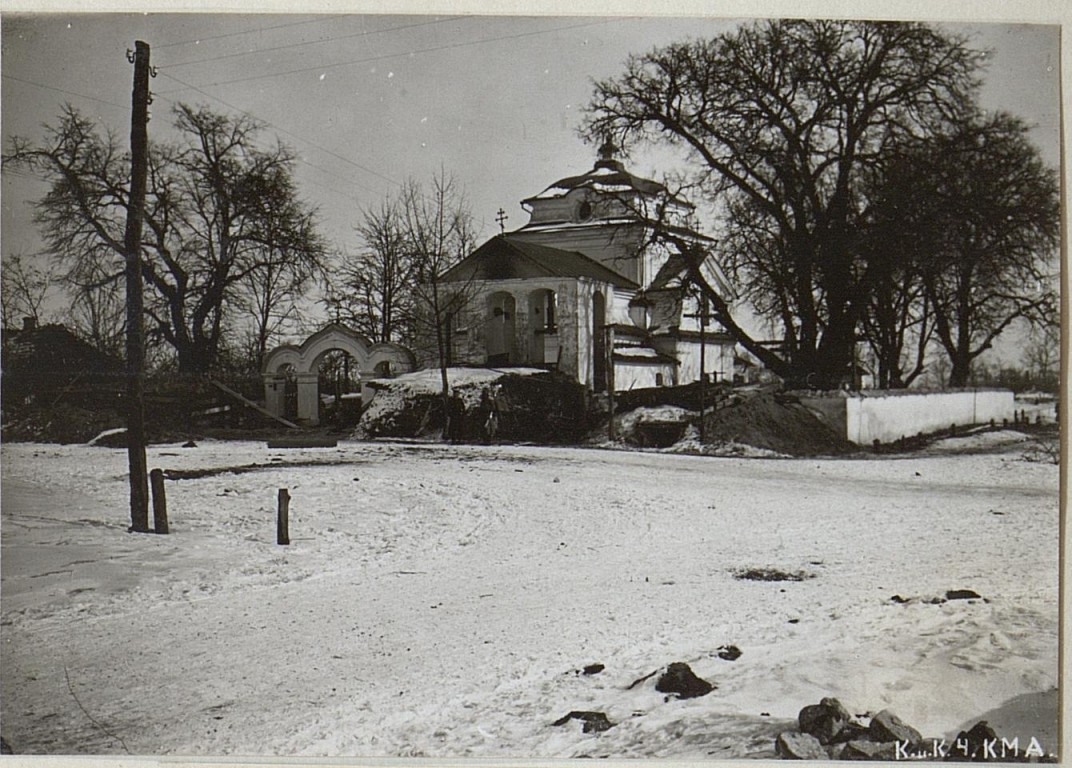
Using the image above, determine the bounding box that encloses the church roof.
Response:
[521,139,686,207]
[440,235,639,289]
[646,246,734,299]
[523,159,666,203]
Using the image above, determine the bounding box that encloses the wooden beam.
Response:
[209,380,300,430]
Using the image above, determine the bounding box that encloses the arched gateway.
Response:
[262,324,415,426]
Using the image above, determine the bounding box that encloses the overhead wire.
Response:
[2,70,374,210]
[149,16,630,200]
[1,73,129,111]
[163,15,469,69]
[7,16,632,225]
[153,70,398,190]
[154,16,335,50]
[156,17,629,92]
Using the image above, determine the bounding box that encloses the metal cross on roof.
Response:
[495,207,509,235]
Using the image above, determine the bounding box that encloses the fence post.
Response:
[150,468,169,534]
[277,488,290,545]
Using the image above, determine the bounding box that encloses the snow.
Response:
[0,437,1060,761]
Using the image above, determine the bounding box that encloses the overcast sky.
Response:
[0,10,1063,343]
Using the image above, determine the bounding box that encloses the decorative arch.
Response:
[262,323,416,425]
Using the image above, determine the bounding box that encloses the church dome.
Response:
[521,139,669,204]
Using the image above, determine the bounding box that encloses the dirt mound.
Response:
[355,369,592,443]
[1,403,125,445]
[702,393,856,457]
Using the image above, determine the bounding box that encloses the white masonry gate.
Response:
[261,324,415,426]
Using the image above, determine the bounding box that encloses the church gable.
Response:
[440,235,638,289]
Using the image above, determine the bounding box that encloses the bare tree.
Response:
[583,20,983,388]
[63,256,126,358]
[234,161,327,370]
[855,148,934,389]
[905,110,1060,387]
[1,252,58,329]
[4,103,326,376]
[329,196,416,344]
[401,171,477,416]
[1022,321,1060,393]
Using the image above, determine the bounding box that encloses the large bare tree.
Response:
[4,103,326,376]
[907,110,1060,387]
[583,20,984,388]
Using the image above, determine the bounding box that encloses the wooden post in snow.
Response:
[277,489,290,545]
[606,325,616,441]
[150,468,169,534]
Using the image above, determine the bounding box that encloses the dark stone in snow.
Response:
[717,645,742,661]
[582,663,605,675]
[775,730,826,759]
[946,589,983,601]
[890,595,910,604]
[820,697,851,719]
[947,721,998,761]
[841,739,900,760]
[799,698,849,744]
[655,662,714,699]
[182,440,197,448]
[829,721,871,745]
[869,709,922,745]
[552,711,614,733]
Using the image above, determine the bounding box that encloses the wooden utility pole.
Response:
[686,292,713,444]
[124,41,152,533]
[606,324,616,441]
[699,312,706,444]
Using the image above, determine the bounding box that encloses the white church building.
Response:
[431,140,739,392]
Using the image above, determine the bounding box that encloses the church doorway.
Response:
[528,288,558,366]
[486,292,516,365]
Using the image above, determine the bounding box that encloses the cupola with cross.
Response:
[508,138,701,289]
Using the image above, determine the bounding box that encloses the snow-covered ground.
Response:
[0,435,1060,762]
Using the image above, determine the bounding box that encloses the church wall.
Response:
[614,361,675,391]
[433,277,626,386]
[669,337,736,384]
[524,188,638,227]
